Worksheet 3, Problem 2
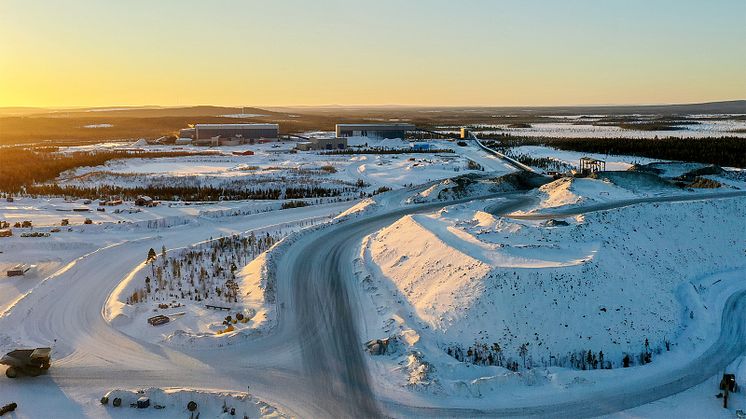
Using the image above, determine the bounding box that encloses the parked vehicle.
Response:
[147,315,170,326]
[1,348,51,378]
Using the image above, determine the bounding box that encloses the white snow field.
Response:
[2,134,746,418]
[507,145,662,171]
[469,118,746,139]
[354,174,746,412]
[0,137,515,417]
[59,139,504,192]
[0,200,356,418]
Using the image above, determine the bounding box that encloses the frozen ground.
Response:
[56,139,505,194]
[353,172,746,414]
[0,196,295,227]
[108,215,331,347]
[508,145,661,171]
[0,200,356,418]
[471,118,746,139]
[2,136,745,418]
[604,372,746,419]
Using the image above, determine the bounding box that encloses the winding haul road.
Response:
[1,177,745,417]
[279,191,746,418]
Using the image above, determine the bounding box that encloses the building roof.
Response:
[195,123,279,130]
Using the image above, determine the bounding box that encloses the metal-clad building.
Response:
[179,128,196,139]
[335,123,415,139]
[296,137,348,151]
[195,124,279,141]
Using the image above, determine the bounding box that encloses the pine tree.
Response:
[519,343,529,368]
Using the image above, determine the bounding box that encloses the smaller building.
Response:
[194,136,220,147]
[174,138,193,145]
[147,315,170,326]
[336,123,415,139]
[7,264,31,277]
[100,198,123,206]
[179,128,196,139]
[135,196,156,207]
[296,137,348,151]
[219,137,241,146]
[195,124,279,143]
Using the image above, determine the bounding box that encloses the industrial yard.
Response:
[1,110,746,417]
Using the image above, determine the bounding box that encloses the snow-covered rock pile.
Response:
[527,177,637,213]
[407,172,546,204]
[363,197,746,371]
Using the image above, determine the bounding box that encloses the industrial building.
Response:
[579,157,606,174]
[335,123,415,139]
[179,128,196,139]
[190,124,279,146]
[296,137,348,151]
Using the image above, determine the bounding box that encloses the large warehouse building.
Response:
[193,123,279,145]
[335,123,415,139]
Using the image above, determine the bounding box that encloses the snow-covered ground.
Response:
[3,133,746,417]
[472,119,746,139]
[0,199,356,418]
[355,172,746,412]
[108,216,331,347]
[507,145,662,171]
[0,196,295,227]
[57,139,500,193]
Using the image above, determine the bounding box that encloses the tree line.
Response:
[0,147,218,194]
[444,336,667,371]
[321,147,454,155]
[480,135,746,168]
[23,183,346,201]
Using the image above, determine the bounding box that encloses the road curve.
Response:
[279,191,746,418]
[2,185,744,418]
[503,190,746,220]
[277,192,528,417]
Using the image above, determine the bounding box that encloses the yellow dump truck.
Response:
[1,348,51,378]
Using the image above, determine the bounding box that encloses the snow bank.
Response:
[101,387,286,418]
[335,198,378,220]
[529,177,637,213]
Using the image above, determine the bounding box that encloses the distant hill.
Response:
[1,100,744,146]
[17,105,285,118]
[0,107,51,116]
[528,100,746,116]
[276,100,746,116]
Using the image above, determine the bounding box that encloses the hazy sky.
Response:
[1,0,744,107]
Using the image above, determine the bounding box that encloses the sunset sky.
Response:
[1,0,744,107]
